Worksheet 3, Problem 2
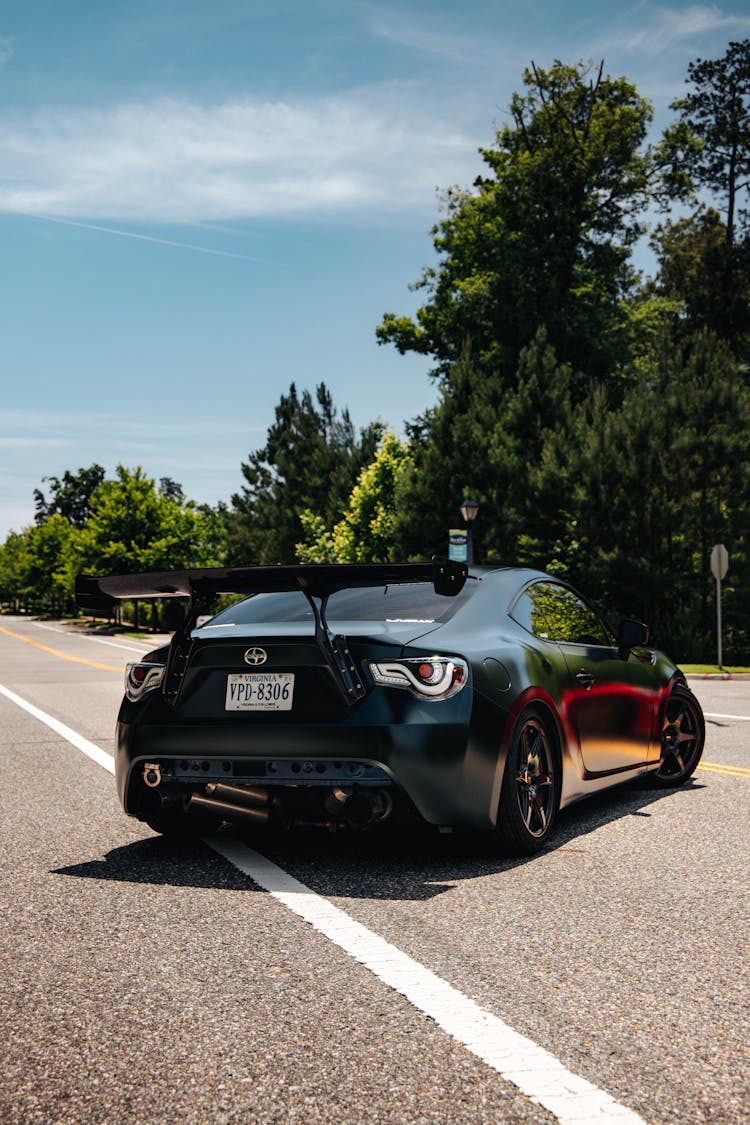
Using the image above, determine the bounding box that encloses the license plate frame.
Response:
[225,672,295,712]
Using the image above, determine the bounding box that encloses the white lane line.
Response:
[1,682,645,1125]
[0,683,115,774]
[30,621,154,654]
[704,712,750,721]
[208,835,644,1125]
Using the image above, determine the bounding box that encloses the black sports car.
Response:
[75,560,705,855]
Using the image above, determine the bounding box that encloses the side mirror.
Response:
[618,619,649,659]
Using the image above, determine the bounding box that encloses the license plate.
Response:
[225,672,295,711]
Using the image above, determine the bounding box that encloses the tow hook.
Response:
[143,763,162,788]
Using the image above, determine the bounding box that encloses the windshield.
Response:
[204,581,475,628]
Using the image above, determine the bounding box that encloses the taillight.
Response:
[125,662,165,701]
[368,657,468,700]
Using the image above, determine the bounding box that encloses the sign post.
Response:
[710,544,729,668]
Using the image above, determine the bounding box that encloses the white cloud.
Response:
[0,87,478,223]
[0,37,14,67]
[607,3,750,54]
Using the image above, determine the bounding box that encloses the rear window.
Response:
[205,581,475,627]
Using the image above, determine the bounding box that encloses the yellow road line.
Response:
[697,761,750,779]
[0,625,122,672]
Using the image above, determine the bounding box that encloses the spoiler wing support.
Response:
[309,594,366,705]
[162,591,216,707]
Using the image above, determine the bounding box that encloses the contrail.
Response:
[27,213,275,263]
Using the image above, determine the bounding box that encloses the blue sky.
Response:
[2,1,749,539]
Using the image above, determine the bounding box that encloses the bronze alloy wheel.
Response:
[497,707,559,854]
[654,683,705,786]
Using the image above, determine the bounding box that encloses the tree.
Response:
[636,331,750,657]
[384,329,576,564]
[377,59,657,391]
[0,517,84,614]
[296,432,413,563]
[0,466,223,626]
[193,500,232,567]
[533,330,750,658]
[649,210,730,338]
[33,464,106,528]
[78,466,208,574]
[0,531,30,610]
[484,329,576,565]
[228,383,383,565]
[159,477,185,504]
[664,40,750,354]
[20,516,82,613]
[382,344,501,560]
[669,39,750,255]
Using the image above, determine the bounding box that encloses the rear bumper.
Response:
[116,690,508,829]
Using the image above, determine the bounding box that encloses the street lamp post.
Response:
[459,497,480,565]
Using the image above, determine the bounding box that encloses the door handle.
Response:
[576,670,595,691]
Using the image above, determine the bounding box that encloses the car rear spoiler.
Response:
[75,558,467,608]
[75,559,469,707]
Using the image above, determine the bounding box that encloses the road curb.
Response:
[685,673,750,681]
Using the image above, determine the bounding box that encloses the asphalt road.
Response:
[0,615,748,1125]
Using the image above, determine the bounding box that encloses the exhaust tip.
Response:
[188,792,270,825]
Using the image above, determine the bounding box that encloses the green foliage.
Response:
[0,532,27,605]
[296,511,338,564]
[78,466,209,574]
[389,329,576,563]
[0,467,227,618]
[533,331,750,658]
[650,208,750,354]
[385,340,504,559]
[662,39,750,356]
[619,291,685,379]
[377,59,657,389]
[484,328,576,564]
[193,501,233,568]
[159,477,185,504]
[0,517,83,612]
[26,515,83,605]
[373,49,750,658]
[668,39,750,249]
[33,464,106,528]
[296,433,413,563]
[228,382,384,565]
[652,210,726,319]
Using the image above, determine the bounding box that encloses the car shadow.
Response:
[249,777,705,899]
[52,834,254,891]
[52,777,705,901]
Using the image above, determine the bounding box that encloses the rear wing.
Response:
[75,559,469,708]
[75,558,468,609]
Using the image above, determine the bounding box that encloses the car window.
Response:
[206,581,476,627]
[510,582,612,646]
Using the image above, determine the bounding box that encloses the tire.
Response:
[496,706,560,855]
[653,682,705,787]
